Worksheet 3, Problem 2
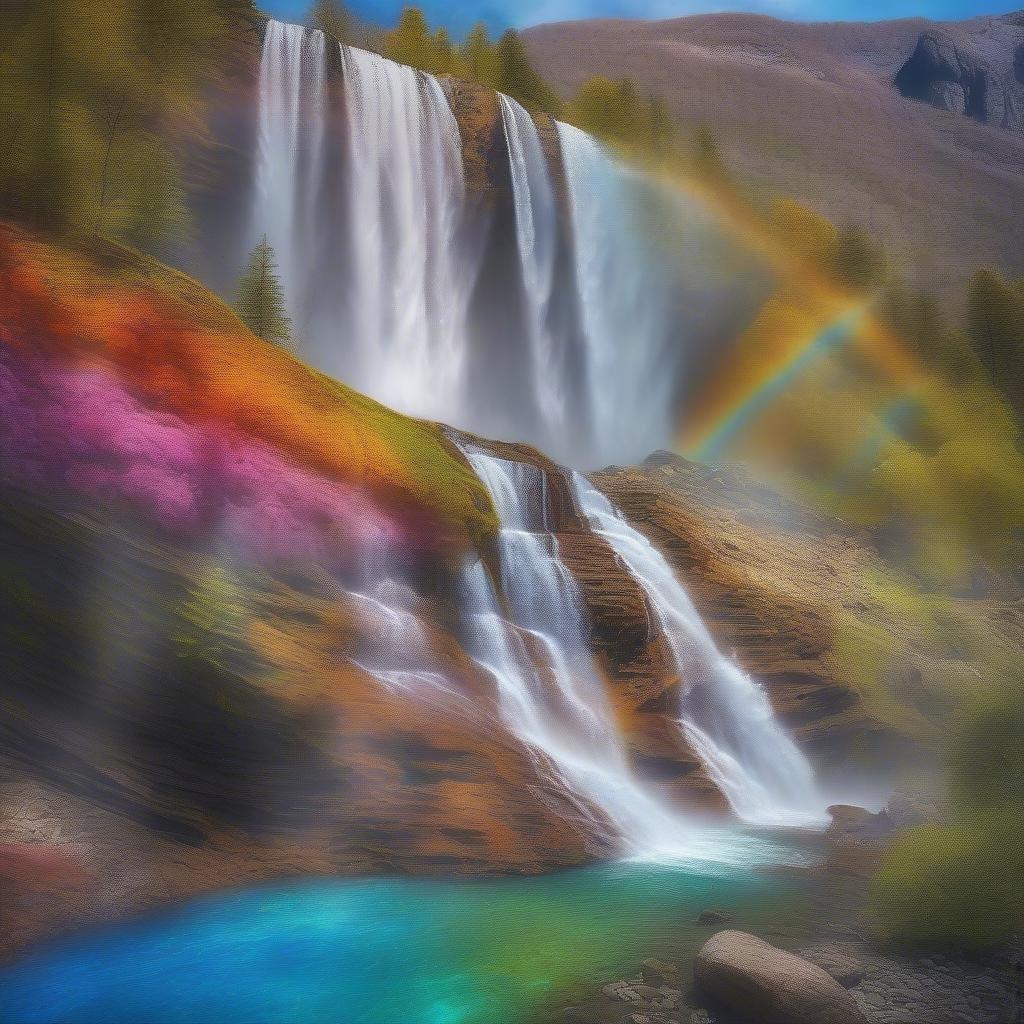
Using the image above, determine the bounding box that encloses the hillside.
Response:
[525,12,1024,297]
[4,227,1021,961]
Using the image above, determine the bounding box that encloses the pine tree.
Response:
[966,268,1024,413]
[495,30,560,114]
[646,95,675,156]
[235,236,291,345]
[462,22,499,88]
[830,225,887,290]
[0,0,247,240]
[308,0,351,43]
[384,7,433,70]
[692,125,731,188]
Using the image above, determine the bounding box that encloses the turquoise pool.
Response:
[0,836,815,1024]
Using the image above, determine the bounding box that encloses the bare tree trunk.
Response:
[94,91,128,236]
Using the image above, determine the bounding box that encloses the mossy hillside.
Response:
[830,567,1023,753]
[0,224,498,554]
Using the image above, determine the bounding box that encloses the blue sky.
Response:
[263,0,1022,35]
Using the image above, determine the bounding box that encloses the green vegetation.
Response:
[830,224,887,291]
[691,124,731,188]
[966,268,1024,419]
[234,235,291,346]
[308,0,352,45]
[872,675,1024,948]
[0,0,252,245]
[567,77,676,155]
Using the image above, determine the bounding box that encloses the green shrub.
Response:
[872,819,1023,948]
[871,679,1024,949]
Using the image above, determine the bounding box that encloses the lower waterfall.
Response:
[460,449,709,860]
[571,473,825,826]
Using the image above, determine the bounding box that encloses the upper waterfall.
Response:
[249,21,707,469]
[556,122,683,466]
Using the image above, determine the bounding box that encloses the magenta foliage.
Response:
[0,348,408,570]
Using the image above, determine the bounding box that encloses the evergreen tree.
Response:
[769,198,838,266]
[879,282,982,382]
[462,22,499,88]
[966,268,1024,414]
[235,236,291,345]
[308,0,351,43]
[646,94,675,156]
[494,29,560,114]
[692,124,731,188]
[0,0,247,241]
[384,7,434,70]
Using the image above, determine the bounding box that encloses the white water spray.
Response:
[556,122,683,467]
[250,23,727,469]
[253,21,328,318]
[572,473,825,827]
[498,94,563,431]
[338,45,470,414]
[459,450,711,859]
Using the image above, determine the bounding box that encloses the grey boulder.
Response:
[694,930,867,1024]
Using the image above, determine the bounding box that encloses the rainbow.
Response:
[682,305,867,462]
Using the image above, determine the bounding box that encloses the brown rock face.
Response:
[591,454,912,775]
[694,930,868,1024]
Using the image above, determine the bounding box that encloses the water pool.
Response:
[0,836,816,1024]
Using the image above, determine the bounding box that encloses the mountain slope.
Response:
[525,12,1024,297]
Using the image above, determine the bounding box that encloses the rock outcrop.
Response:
[895,29,1024,131]
[590,453,1024,779]
[694,930,868,1023]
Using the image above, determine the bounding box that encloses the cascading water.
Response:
[337,45,471,414]
[252,24,472,421]
[571,472,825,826]
[458,449,726,860]
[254,21,329,320]
[249,21,822,838]
[497,94,563,434]
[556,122,683,467]
[249,22,722,469]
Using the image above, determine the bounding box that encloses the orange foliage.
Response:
[0,224,494,554]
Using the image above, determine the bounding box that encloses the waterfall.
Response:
[254,21,329,321]
[249,22,823,838]
[250,22,719,470]
[458,449,713,860]
[497,94,563,435]
[556,122,683,468]
[337,45,471,416]
[252,24,471,422]
[571,473,825,827]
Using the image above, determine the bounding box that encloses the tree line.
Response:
[0,0,255,246]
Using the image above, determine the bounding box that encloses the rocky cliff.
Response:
[895,27,1024,131]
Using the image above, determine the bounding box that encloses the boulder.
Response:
[694,930,868,1023]
[697,908,734,925]
[894,30,1022,131]
[885,792,937,829]
[603,981,661,1003]
[826,804,893,840]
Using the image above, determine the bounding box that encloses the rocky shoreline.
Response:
[549,806,1024,1024]
[559,933,1023,1024]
